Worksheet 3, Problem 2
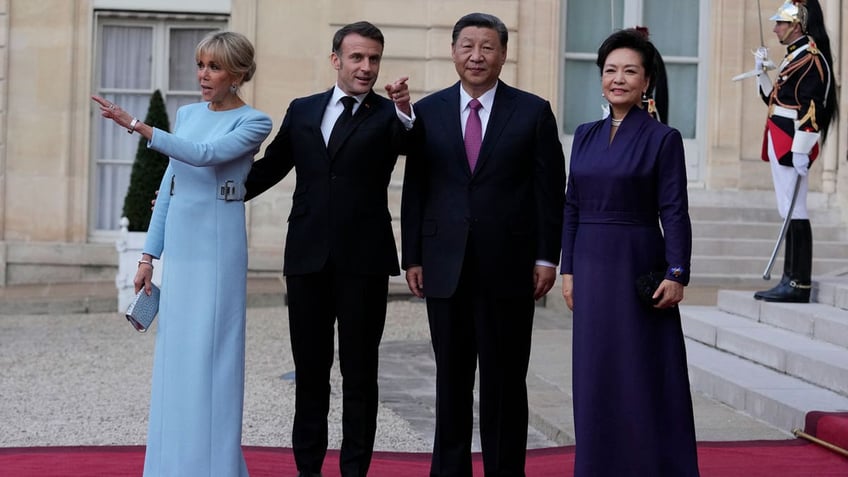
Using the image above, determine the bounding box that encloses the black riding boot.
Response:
[754,219,812,303]
[754,220,793,300]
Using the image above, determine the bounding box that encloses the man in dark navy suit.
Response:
[245,21,412,477]
[401,12,566,477]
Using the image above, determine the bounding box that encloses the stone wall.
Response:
[0,0,845,285]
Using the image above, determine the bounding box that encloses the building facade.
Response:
[0,0,844,285]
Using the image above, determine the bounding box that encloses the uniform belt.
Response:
[770,105,798,120]
[217,180,245,201]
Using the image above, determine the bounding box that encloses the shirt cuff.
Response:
[396,104,415,130]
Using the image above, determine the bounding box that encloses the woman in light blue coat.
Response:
[93,31,272,476]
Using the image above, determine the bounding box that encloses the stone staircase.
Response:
[681,278,848,432]
[680,190,848,433]
[688,189,848,285]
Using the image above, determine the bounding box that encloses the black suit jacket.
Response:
[401,81,566,298]
[246,88,407,276]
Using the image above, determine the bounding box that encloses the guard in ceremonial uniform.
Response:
[754,0,836,303]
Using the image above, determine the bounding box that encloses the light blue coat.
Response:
[141,102,272,477]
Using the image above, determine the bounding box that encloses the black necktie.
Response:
[328,96,356,154]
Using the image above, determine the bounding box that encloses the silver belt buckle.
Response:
[217,180,245,201]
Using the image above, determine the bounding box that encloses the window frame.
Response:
[89,11,227,240]
[558,0,709,186]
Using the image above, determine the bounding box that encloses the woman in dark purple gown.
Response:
[560,29,700,476]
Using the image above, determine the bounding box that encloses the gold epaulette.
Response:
[808,38,819,55]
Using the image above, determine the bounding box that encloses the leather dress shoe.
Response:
[753,279,810,303]
[296,472,323,477]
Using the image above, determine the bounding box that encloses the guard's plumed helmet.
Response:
[770,0,809,32]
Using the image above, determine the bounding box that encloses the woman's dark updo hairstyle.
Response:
[596,27,668,124]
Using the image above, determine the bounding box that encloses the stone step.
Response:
[687,189,830,210]
[716,290,848,348]
[688,274,774,287]
[814,276,848,309]
[681,306,848,396]
[689,206,841,224]
[684,337,848,432]
[692,237,848,258]
[690,255,848,276]
[692,221,846,241]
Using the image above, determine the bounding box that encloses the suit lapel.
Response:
[328,90,379,160]
[433,83,472,176]
[475,81,516,174]
[295,89,332,162]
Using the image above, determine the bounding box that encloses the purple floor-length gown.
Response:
[561,106,700,476]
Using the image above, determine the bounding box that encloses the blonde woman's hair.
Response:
[195,31,257,85]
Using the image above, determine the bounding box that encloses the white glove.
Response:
[753,47,775,73]
[792,152,809,176]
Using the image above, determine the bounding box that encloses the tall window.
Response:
[561,0,706,181]
[92,13,226,233]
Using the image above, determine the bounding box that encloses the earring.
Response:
[647,98,657,115]
[641,91,647,101]
[229,84,238,94]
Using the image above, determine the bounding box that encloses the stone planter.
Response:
[115,217,162,312]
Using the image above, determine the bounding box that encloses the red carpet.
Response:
[1,442,846,476]
[2,413,847,476]
[805,410,848,451]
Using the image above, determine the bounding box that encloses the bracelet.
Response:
[128,118,139,134]
[137,259,154,269]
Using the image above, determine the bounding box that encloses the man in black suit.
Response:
[401,12,566,477]
[244,21,412,477]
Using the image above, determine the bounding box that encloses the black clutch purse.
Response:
[634,271,665,306]
[125,284,160,332]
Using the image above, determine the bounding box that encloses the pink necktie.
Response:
[464,99,482,172]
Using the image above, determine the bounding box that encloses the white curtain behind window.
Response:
[644,0,699,138]
[562,1,622,133]
[167,28,214,120]
[95,26,153,230]
[94,24,213,231]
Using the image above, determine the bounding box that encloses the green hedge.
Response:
[122,90,171,231]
